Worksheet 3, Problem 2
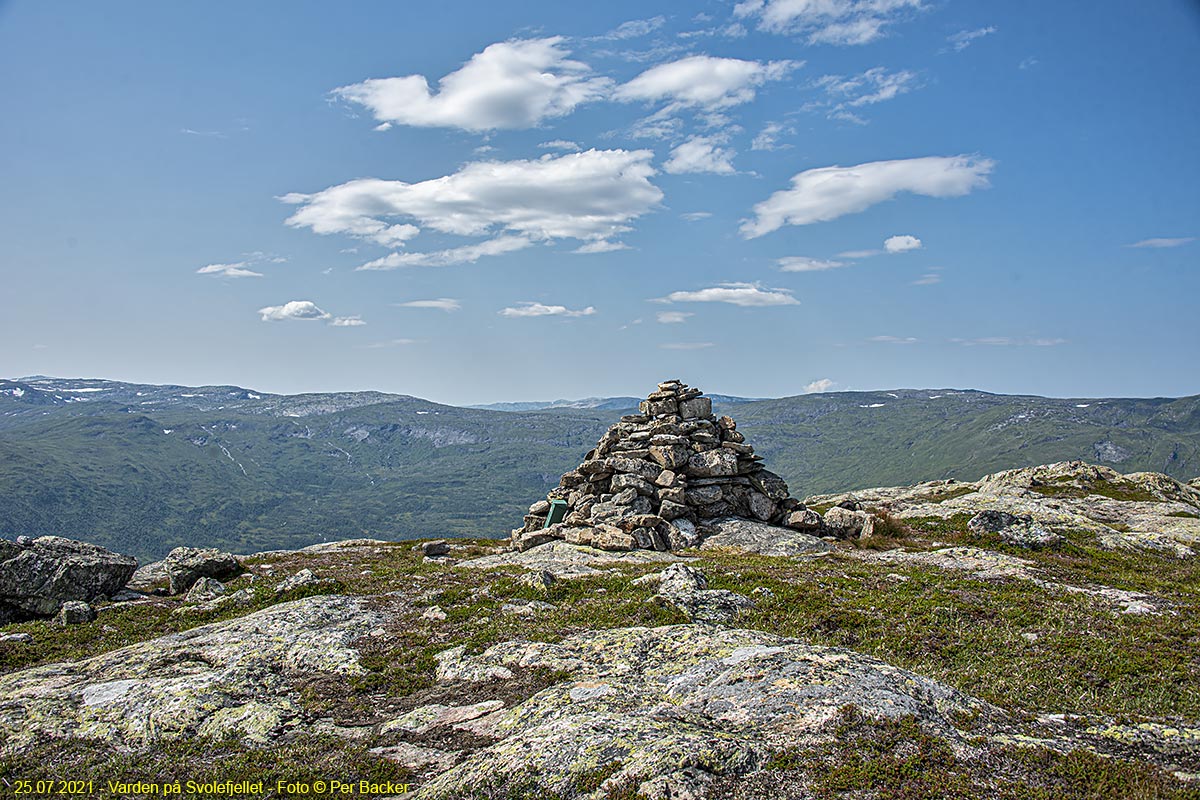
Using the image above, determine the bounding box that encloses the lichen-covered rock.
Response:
[185,576,225,604]
[807,461,1200,555]
[459,541,684,578]
[416,625,1000,799]
[699,518,832,557]
[822,506,872,538]
[161,547,241,595]
[969,511,1063,549]
[55,600,95,626]
[0,536,137,622]
[0,595,382,751]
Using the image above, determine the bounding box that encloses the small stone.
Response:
[274,568,330,594]
[678,396,712,419]
[186,576,226,604]
[56,601,95,626]
[685,449,739,478]
[659,500,690,521]
[592,526,636,551]
[528,500,552,515]
[748,470,790,501]
[422,606,448,621]
[422,540,452,557]
[649,444,692,470]
[0,632,32,643]
[716,415,736,431]
[654,469,679,488]
[612,487,639,505]
[611,473,655,496]
[783,509,822,531]
[519,570,556,591]
[748,492,777,522]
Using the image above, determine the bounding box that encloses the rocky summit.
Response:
[3,459,1200,799]
[512,380,820,553]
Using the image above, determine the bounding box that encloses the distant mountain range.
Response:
[3,376,1198,561]
[468,394,759,413]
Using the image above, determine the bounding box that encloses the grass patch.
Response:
[730,708,1200,799]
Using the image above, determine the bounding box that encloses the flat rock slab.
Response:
[699,517,832,557]
[416,625,999,799]
[457,541,685,578]
[0,595,382,751]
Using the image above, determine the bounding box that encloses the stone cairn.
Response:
[511,380,823,552]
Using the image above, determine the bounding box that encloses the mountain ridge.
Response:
[2,377,1198,561]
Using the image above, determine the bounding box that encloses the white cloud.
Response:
[777,256,847,272]
[1127,237,1195,248]
[734,0,923,45]
[742,155,993,238]
[330,316,366,327]
[751,120,793,150]
[884,234,922,253]
[283,149,663,257]
[538,139,580,150]
[912,273,942,285]
[574,240,630,254]
[397,298,461,312]
[951,336,1066,347]
[869,335,918,344]
[258,300,331,322]
[366,338,418,348]
[499,302,596,318]
[1018,57,1039,70]
[948,26,997,52]
[331,38,611,132]
[196,262,263,278]
[663,136,737,174]
[804,378,835,393]
[599,16,667,40]
[659,282,799,307]
[817,67,917,108]
[681,211,713,221]
[358,236,533,269]
[657,311,694,324]
[660,342,714,350]
[614,55,799,112]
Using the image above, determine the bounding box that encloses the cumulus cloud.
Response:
[283,149,663,259]
[804,378,835,393]
[258,300,362,326]
[658,282,798,307]
[734,0,923,45]
[196,262,263,278]
[614,55,798,112]
[660,342,714,350]
[663,136,737,174]
[884,234,922,252]
[331,38,611,132]
[657,311,694,324]
[359,236,533,269]
[741,155,993,238]
[397,298,461,312]
[777,256,847,272]
[257,301,331,322]
[499,302,596,318]
[1127,237,1195,248]
[948,26,997,52]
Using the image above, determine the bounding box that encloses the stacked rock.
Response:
[511,380,823,552]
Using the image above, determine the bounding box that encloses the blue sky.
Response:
[1,0,1197,404]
